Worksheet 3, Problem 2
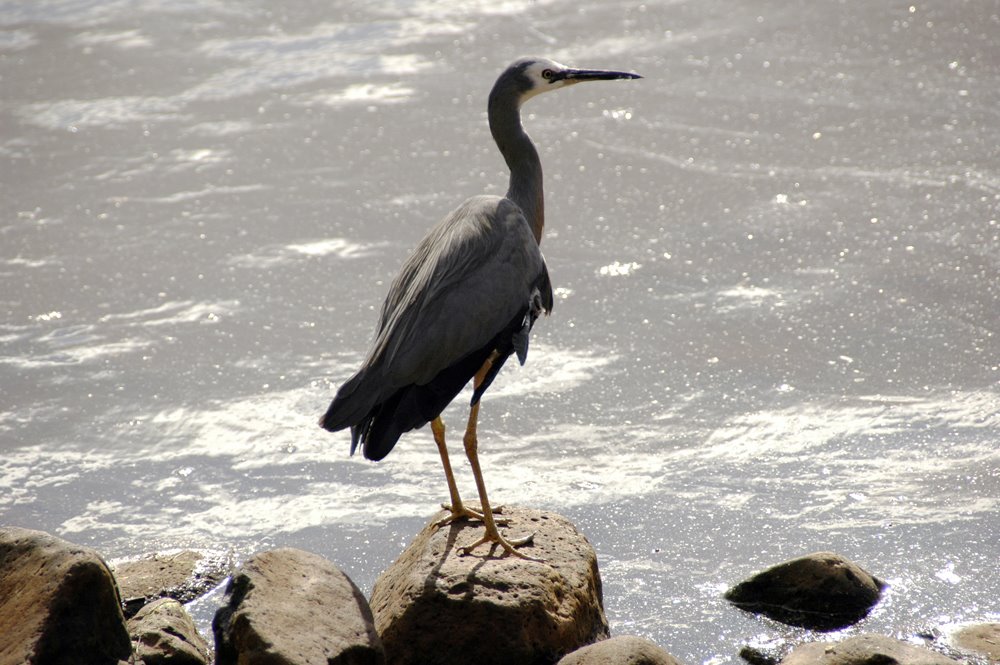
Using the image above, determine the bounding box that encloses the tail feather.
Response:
[359,345,494,461]
[320,369,378,433]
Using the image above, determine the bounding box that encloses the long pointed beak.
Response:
[558,68,642,82]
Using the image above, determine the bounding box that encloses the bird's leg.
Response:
[458,358,537,560]
[431,417,471,520]
[432,417,496,526]
[433,416,507,527]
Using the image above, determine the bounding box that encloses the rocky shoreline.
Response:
[1,513,996,664]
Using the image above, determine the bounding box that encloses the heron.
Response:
[320,57,640,558]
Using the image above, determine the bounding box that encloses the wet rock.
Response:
[213,547,384,665]
[0,526,132,665]
[725,551,884,630]
[780,634,962,664]
[114,549,233,618]
[738,642,785,665]
[128,597,211,665]
[556,635,684,665]
[952,623,1000,662]
[370,506,609,665]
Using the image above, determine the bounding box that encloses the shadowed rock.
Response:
[128,598,211,665]
[0,526,132,665]
[725,551,884,630]
[370,506,609,665]
[556,635,684,665]
[213,547,385,665]
[780,634,962,664]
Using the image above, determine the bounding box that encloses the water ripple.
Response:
[589,139,1000,194]
[97,300,239,327]
[486,342,617,399]
[20,96,185,130]
[0,28,35,50]
[71,28,152,49]
[228,238,380,269]
[0,300,238,369]
[16,17,458,131]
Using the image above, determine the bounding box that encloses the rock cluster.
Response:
[0,511,655,665]
[114,550,232,618]
[726,552,990,664]
[2,519,996,665]
[0,527,212,665]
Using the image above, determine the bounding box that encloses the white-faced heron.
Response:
[321,57,640,558]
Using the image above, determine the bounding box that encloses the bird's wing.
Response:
[365,195,546,391]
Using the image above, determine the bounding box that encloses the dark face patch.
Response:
[508,59,539,97]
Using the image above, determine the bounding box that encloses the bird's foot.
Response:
[437,503,509,527]
[459,528,539,561]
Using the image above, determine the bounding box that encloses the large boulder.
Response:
[725,552,884,630]
[556,635,684,665]
[0,526,132,665]
[114,549,232,618]
[128,597,212,665]
[370,506,609,665]
[780,634,962,664]
[213,547,384,665]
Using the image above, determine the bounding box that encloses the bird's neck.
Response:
[488,96,544,245]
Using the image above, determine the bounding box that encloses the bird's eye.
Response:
[541,69,554,80]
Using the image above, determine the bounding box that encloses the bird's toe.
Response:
[458,528,539,561]
[438,503,509,527]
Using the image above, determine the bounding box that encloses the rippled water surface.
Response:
[3,1,999,662]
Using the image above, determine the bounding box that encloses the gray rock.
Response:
[556,635,684,665]
[780,634,961,665]
[0,526,132,665]
[114,549,232,618]
[213,547,384,665]
[725,551,884,630]
[128,598,211,665]
[370,506,609,665]
[952,623,1000,662]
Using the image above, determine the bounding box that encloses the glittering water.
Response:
[3,1,999,662]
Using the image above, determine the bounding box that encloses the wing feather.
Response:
[368,195,544,389]
[320,194,550,457]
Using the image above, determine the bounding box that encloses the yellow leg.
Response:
[457,356,537,560]
[432,416,502,525]
[432,416,467,517]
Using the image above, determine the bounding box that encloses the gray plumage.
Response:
[324,194,552,457]
[321,57,639,463]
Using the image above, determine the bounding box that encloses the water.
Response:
[2,1,999,662]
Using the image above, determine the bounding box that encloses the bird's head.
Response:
[496,57,641,107]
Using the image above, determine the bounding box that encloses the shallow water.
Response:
[2,0,999,662]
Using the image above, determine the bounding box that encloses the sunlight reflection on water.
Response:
[3,0,1000,662]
